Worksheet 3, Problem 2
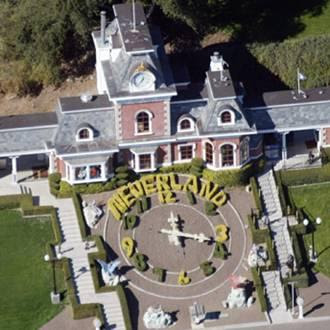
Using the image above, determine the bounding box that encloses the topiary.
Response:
[152,267,166,282]
[204,201,217,216]
[200,261,215,276]
[213,242,229,260]
[132,253,148,272]
[186,191,196,205]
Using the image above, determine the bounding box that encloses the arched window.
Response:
[79,129,90,140]
[221,111,232,123]
[240,137,250,164]
[205,142,214,165]
[177,117,194,132]
[221,144,234,167]
[76,126,93,141]
[136,111,152,134]
[218,108,235,125]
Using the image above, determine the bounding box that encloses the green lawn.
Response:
[289,183,330,277]
[295,1,330,38]
[0,210,64,330]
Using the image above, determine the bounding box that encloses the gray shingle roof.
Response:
[0,127,57,155]
[246,101,330,131]
[59,95,113,113]
[55,109,117,155]
[0,112,57,131]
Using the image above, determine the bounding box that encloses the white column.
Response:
[317,128,322,152]
[48,152,55,174]
[11,156,18,184]
[151,152,155,170]
[101,163,106,180]
[282,132,288,160]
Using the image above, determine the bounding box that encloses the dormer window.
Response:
[218,108,235,125]
[76,125,94,142]
[177,117,195,132]
[135,110,153,135]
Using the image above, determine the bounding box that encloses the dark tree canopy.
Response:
[0,0,116,94]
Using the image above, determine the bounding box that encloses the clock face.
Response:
[132,71,155,90]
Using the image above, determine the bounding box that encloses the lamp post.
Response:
[44,252,62,304]
[303,217,322,263]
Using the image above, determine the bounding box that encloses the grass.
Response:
[0,210,64,330]
[289,183,330,278]
[295,1,330,38]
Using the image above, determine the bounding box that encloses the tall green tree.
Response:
[0,0,115,94]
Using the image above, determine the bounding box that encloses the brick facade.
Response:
[120,101,167,140]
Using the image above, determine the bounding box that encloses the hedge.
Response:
[159,162,192,174]
[141,196,149,212]
[291,231,305,271]
[279,164,330,186]
[72,192,89,239]
[203,158,265,187]
[251,267,267,312]
[250,177,262,214]
[116,285,133,330]
[284,269,309,288]
[247,214,269,244]
[62,258,105,325]
[249,35,330,90]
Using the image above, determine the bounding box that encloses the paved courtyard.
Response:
[85,185,267,329]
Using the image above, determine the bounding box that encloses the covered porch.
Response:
[263,129,322,170]
[0,152,55,184]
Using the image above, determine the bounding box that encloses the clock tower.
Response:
[92,2,177,171]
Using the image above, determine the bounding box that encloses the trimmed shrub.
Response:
[132,253,148,272]
[159,162,191,174]
[190,157,204,177]
[115,165,129,174]
[152,267,166,282]
[200,261,215,276]
[58,181,73,198]
[250,177,262,213]
[204,201,217,216]
[136,199,143,214]
[141,196,149,212]
[72,192,89,239]
[48,172,61,196]
[186,191,196,205]
[291,231,304,271]
[116,285,133,330]
[124,214,138,230]
[247,215,269,244]
[213,242,229,259]
[284,269,309,288]
[251,267,267,312]
[116,179,128,187]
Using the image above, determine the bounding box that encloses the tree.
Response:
[0,0,115,94]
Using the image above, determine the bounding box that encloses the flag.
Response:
[298,72,306,80]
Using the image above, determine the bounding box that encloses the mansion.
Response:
[1,2,330,185]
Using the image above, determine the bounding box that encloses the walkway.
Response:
[0,179,126,330]
[257,170,293,323]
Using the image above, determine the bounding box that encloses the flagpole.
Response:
[132,0,137,32]
[297,68,301,94]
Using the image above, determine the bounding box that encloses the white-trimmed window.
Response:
[179,144,195,161]
[240,137,250,164]
[135,110,153,135]
[220,143,236,167]
[76,127,93,141]
[204,141,214,166]
[132,152,155,172]
[68,163,106,183]
[218,109,235,126]
[177,117,194,132]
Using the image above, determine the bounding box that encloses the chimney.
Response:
[100,11,106,45]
